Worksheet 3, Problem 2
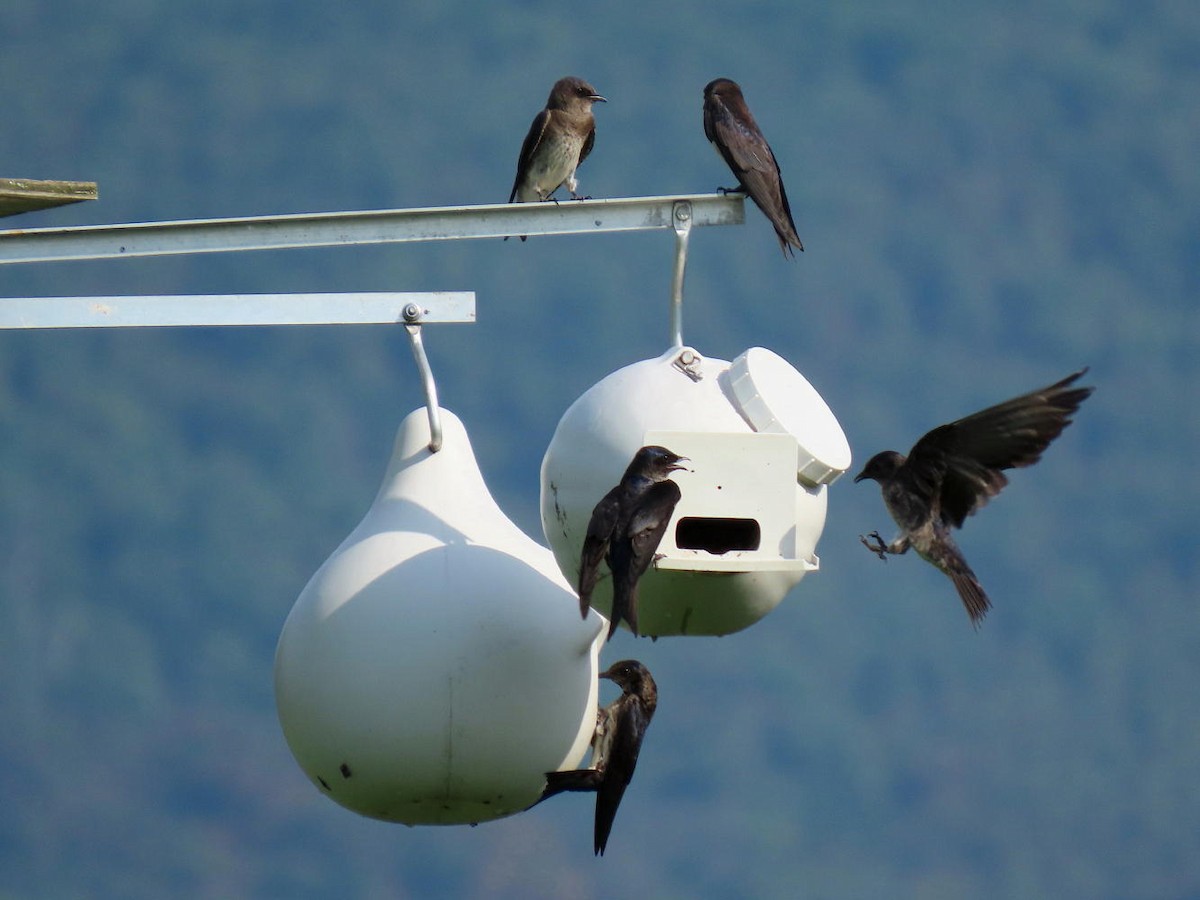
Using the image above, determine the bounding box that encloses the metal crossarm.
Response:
[0,193,745,265]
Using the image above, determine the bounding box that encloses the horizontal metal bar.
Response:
[0,193,745,265]
[0,292,475,329]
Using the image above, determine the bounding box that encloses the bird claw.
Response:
[570,193,592,201]
[859,531,889,561]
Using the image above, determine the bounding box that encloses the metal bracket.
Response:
[671,346,705,383]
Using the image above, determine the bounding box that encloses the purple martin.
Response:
[703,77,803,257]
[578,446,687,640]
[540,659,658,856]
[506,76,606,240]
[854,369,1094,625]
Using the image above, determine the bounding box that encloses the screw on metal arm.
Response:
[402,302,443,452]
[669,200,693,349]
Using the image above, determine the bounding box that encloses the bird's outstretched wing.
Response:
[905,369,1093,528]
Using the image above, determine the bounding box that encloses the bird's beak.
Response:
[590,94,607,103]
[853,471,867,483]
[669,457,690,473]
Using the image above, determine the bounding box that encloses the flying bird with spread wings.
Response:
[855,369,1094,625]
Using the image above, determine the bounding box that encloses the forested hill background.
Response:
[2,1,1197,897]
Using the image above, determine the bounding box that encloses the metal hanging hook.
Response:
[402,302,443,452]
[669,200,693,348]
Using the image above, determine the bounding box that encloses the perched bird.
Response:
[578,446,687,640]
[702,77,803,257]
[506,76,606,240]
[854,369,1094,625]
[540,659,659,856]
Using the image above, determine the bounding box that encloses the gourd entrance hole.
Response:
[674,517,761,554]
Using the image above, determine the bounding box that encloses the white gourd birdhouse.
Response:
[275,407,605,825]
[540,346,851,637]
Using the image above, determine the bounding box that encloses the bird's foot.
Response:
[717,186,743,196]
[859,531,889,561]
[569,192,592,201]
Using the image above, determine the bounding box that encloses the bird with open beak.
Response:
[578,446,688,639]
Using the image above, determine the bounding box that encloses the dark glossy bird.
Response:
[854,369,1094,625]
[506,76,606,240]
[540,659,658,856]
[703,77,803,257]
[578,446,687,640]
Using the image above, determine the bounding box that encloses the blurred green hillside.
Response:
[1,1,1197,897]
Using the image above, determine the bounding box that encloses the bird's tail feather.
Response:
[594,793,620,856]
[606,577,640,640]
[775,226,803,256]
[949,566,991,625]
[594,821,611,856]
[624,585,639,637]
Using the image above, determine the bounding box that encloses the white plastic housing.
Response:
[541,346,851,637]
[275,407,604,825]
